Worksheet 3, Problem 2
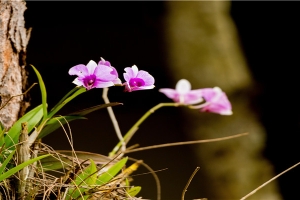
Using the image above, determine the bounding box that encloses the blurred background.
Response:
[23,1,300,200]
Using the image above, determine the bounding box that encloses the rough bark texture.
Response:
[164,1,282,199]
[0,0,30,129]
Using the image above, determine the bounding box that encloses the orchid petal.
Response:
[99,57,111,66]
[94,65,116,81]
[176,79,191,94]
[123,65,139,82]
[136,70,155,85]
[159,79,202,104]
[86,60,98,75]
[136,85,155,90]
[113,78,122,85]
[69,64,89,77]
[72,78,84,86]
[184,90,204,104]
[200,87,232,115]
[93,80,114,88]
[159,88,178,99]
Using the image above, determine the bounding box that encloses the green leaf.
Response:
[3,105,43,149]
[0,154,50,182]
[31,65,47,121]
[38,115,86,139]
[47,87,86,119]
[127,186,141,197]
[0,121,4,133]
[38,103,121,139]
[67,159,97,200]
[0,150,15,174]
[96,157,128,185]
[0,129,5,146]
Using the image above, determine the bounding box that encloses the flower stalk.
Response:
[109,102,179,157]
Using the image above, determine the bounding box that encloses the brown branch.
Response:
[124,132,249,154]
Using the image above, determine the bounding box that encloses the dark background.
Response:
[24,1,300,199]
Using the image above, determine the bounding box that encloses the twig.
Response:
[240,161,300,200]
[0,83,37,111]
[102,88,126,157]
[182,167,200,200]
[129,157,161,200]
[124,132,249,154]
[16,122,30,199]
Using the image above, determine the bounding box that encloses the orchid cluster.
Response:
[69,58,155,92]
[0,57,233,200]
[69,58,232,115]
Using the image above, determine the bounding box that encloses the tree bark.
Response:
[164,1,282,199]
[0,0,31,129]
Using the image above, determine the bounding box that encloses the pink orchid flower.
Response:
[123,65,155,92]
[159,79,203,105]
[69,58,121,90]
[197,87,232,115]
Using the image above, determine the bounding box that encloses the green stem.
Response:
[109,102,179,157]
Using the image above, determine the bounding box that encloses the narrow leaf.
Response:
[0,129,5,146]
[39,103,121,139]
[3,105,43,149]
[0,150,15,174]
[0,154,50,182]
[96,157,128,185]
[31,65,47,121]
[127,186,141,197]
[67,159,97,199]
[0,121,4,133]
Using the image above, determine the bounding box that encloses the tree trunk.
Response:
[164,1,282,199]
[0,0,31,129]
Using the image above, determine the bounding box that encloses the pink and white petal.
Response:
[69,64,89,77]
[175,79,191,94]
[123,67,136,82]
[124,65,139,80]
[200,88,217,101]
[72,78,84,86]
[86,60,98,74]
[200,88,232,115]
[184,94,203,105]
[93,80,114,88]
[184,89,203,104]
[131,65,139,76]
[138,85,155,90]
[94,65,116,81]
[110,67,119,77]
[136,70,155,85]
[112,78,122,85]
[159,88,178,99]
[219,109,233,115]
[98,58,111,66]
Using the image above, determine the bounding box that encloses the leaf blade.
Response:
[0,154,50,182]
[3,105,43,149]
[96,157,128,185]
[31,65,47,121]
